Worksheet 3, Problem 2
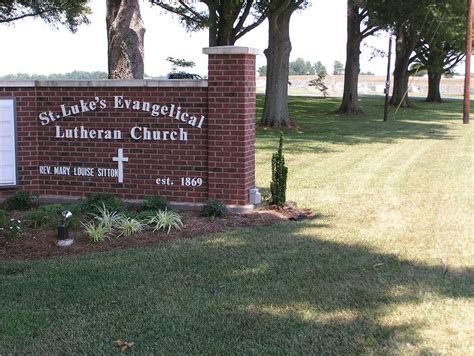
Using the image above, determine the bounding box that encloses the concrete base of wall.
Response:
[35,195,255,214]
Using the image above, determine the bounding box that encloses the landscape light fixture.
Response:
[57,210,73,246]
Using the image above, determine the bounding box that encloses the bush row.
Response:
[0,192,228,241]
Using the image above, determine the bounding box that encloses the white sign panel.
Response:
[0,99,17,186]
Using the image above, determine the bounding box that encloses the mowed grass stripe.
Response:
[394,127,473,265]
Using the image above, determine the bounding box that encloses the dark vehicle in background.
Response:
[167,73,202,79]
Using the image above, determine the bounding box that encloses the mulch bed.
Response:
[0,205,314,261]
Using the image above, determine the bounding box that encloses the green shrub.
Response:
[0,209,8,228]
[0,218,23,240]
[141,196,168,212]
[24,204,64,228]
[133,210,156,222]
[84,193,124,214]
[3,190,36,211]
[148,210,184,233]
[270,132,288,207]
[201,199,228,218]
[0,210,10,238]
[67,203,85,216]
[63,204,85,230]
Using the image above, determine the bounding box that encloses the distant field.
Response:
[1,97,472,354]
[257,75,468,98]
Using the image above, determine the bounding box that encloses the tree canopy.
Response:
[149,0,267,46]
[410,0,467,101]
[289,58,315,75]
[0,0,91,31]
[333,60,344,75]
[260,58,329,76]
[313,61,327,77]
[167,57,196,73]
[366,0,440,106]
[412,0,466,76]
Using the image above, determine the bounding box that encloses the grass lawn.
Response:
[1,96,473,354]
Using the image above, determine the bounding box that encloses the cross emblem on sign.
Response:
[112,148,128,183]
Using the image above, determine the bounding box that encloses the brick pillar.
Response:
[203,46,259,206]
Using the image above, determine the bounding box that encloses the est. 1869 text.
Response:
[155,177,203,187]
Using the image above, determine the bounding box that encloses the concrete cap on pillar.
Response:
[203,46,261,55]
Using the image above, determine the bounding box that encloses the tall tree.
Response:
[289,58,315,75]
[337,0,379,114]
[0,0,90,30]
[106,0,145,79]
[333,60,344,75]
[411,0,466,102]
[368,0,437,107]
[261,0,307,128]
[390,25,418,107]
[149,0,267,46]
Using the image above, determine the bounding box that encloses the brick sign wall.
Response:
[0,47,258,208]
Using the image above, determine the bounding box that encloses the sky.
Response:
[0,0,393,77]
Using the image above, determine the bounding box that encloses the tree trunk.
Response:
[208,3,237,46]
[389,28,417,107]
[216,22,235,45]
[106,0,145,79]
[216,2,236,45]
[208,3,219,46]
[426,71,443,102]
[337,1,363,114]
[391,63,411,107]
[261,7,294,128]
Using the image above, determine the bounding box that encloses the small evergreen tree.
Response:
[309,73,329,97]
[270,133,288,207]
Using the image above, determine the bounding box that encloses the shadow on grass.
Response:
[1,220,472,353]
[255,96,461,149]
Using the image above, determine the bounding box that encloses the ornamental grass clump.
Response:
[80,202,185,241]
[117,216,146,237]
[82,203,123,243]
[81,220,110,243]
[148,210,184,233]
[92,203,123,231]
[270,132,288,207]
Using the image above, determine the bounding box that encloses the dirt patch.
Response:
[270,202,316,221]
[0,209,299,261]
